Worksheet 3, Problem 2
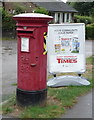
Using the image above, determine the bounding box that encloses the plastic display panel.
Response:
[47,23,85,73]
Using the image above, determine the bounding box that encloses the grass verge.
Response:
[0,37,16,41]
[11,83,17,86]
[1,56,94,118]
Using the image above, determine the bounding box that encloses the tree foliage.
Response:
[15,5,25,14]
[34,7,49,15]
[67,2,94,16]
[2,8,16,30]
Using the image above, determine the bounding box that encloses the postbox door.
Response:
[17,28,47,91]
[18,35,41,91]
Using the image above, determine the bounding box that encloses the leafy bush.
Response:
[34,7,49,15]
[86,24,94,40]
[1,8,16,38]
[74,15,93,24]
[2,5,25,31]
[2,8,16,30]
[15,5,25,14]
[0,8,2,28]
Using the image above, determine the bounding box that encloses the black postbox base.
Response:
[16,88,47,107]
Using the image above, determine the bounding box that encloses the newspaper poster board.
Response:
[47,23,85,73]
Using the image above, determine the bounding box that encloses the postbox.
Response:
[13,13,53,106]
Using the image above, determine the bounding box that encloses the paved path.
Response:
[85,40,93,57]
[61,90,93,118]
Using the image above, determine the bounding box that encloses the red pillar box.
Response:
[13,13,53,106]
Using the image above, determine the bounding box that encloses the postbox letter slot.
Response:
[18,31,33,34]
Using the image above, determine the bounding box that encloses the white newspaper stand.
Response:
[47,23,90,87]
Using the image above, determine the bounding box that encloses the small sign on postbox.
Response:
[21,37,29,52]
[47,23,85,73]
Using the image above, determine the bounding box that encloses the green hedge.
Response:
[86,24,94,40]
[2,8,16,30]
[34,7,49,15]
[75,15,93,24]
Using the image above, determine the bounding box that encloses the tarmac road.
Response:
[1,40,17,102]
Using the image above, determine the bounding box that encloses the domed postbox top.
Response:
[13,13,53,21]
[13,13,53,18]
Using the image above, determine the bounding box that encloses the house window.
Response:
[54,12,61,23]
[58,13,60,23]
[67,13,69,22]
[63,13,64,23]
[54,12,58,23]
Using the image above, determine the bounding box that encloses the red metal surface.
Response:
[13,13,53,91]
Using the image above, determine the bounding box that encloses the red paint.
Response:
[57,58,77,63]
[13,13,53,91]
